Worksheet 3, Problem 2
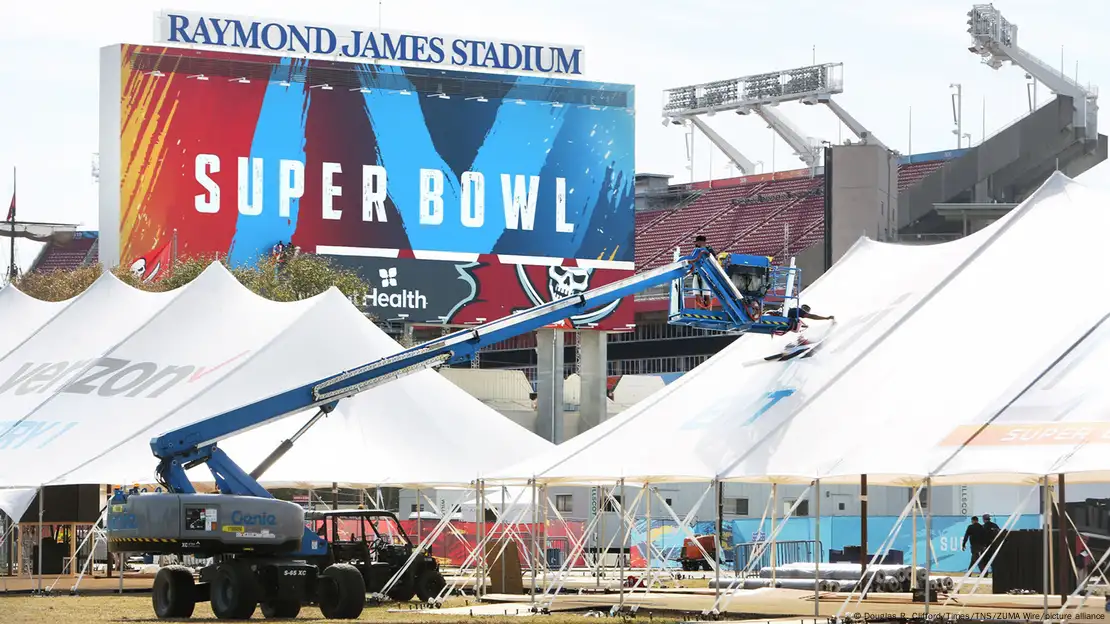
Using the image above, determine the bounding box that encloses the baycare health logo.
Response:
[0,352,251,399]
[365,266,428,311]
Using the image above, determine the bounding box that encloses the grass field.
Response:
[0,595,599,624]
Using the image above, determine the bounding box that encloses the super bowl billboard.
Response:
[98,43,635,330]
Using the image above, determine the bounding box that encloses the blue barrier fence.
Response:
[630,514,1042,573]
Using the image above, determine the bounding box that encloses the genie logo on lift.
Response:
[231,511,278,526]
[107,513,138,531]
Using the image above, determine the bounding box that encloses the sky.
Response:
[0,0,1107,274]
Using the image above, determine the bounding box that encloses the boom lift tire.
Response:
[210,561,260,620]
[260,598,302,619]
[152,565,197,619]
[318,564,366,619]
[388,578,417,602]
[415,568,446,603]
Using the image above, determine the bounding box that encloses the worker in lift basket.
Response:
[690,235,716,309]
[786,304,834,339]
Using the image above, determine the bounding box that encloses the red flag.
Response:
[5,189,12,222]
[129,240,172,282]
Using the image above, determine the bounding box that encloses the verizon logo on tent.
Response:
[0,352,250,399]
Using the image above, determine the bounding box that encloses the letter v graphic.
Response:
[743,388,796,426]
[189,351,251,383]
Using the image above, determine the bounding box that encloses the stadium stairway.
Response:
[899,94,1108,235]
[30,235,97,273]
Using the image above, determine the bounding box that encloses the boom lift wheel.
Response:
[415,568,446,603]
[388,577,417,602]
[152,565,197,619]
[261,598,302,619]
[210,561,259,620]
[318,564,366,619]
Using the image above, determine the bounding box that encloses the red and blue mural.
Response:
[112,45,636,329]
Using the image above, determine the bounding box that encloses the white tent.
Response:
[752,172,1110,486]
[0,264,551,521]
[489,172,1106,487]
[0,285,70,359]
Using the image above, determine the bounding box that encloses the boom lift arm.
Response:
[149,249,800,497]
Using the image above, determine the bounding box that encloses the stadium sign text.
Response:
[155,10,585,76]
[194,155,576,234]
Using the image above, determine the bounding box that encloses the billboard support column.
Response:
[535,329,565,444]
[578,331,608,435]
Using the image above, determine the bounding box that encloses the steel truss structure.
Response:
[662,63,889,174]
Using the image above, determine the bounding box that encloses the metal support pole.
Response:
[860,474,868,570]
[477,479,485,599]
[598,486,605,588]
[770,483,778,584]
[541,484,549,576]
[1043,476,1051,618]
[36,486,43,593]
[618,478,626,611]
[714,479,722,607]
[1057,473,1068,604]
[500,486,506,593]
[924,478,933,616]
[911,487,918,590]
[645,484,652,590]
[814,478,821,617]
[530,480,537,606]
[416,488,423,546]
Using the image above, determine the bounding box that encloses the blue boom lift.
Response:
[107,248,800,620]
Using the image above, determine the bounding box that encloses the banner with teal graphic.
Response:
[629,514,1041,573]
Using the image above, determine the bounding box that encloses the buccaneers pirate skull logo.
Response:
[516,263,621,328]
[548,265,593,299]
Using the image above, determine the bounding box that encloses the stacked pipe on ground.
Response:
[707,562,957,593]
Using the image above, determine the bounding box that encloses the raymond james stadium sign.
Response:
[154,10,586,76]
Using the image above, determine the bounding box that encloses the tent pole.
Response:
[541,484,549,576]
[770,483,777,585]
[598,486,605,589]
[36,486,43,593]
[713,479,722,608]
[416,487,423,547]
[911,487,918,590]
[1043,475,1050,618]
[478,479,485,600]
[618,478,626,612]
[814,478,821,617]
[500,486,506,593]
[859,474,868,571]
[924,478,933,617]
[1057,473,1068,604]
[645,482,653,592]
[530,480,537,607]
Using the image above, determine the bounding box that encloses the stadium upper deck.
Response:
[633,157,947,273]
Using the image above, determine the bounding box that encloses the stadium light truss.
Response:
[662,62,888,174]
[966,3,1098,141]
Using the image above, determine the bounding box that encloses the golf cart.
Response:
[306,509,446,603]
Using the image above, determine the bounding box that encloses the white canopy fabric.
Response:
[489,218,1001,484]
[0,487,38,522]
[918,315,1110,485]
[766,173,1110,485]
[0,264,550,489]
[0,286,71,359]
[491,172,1107,487]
